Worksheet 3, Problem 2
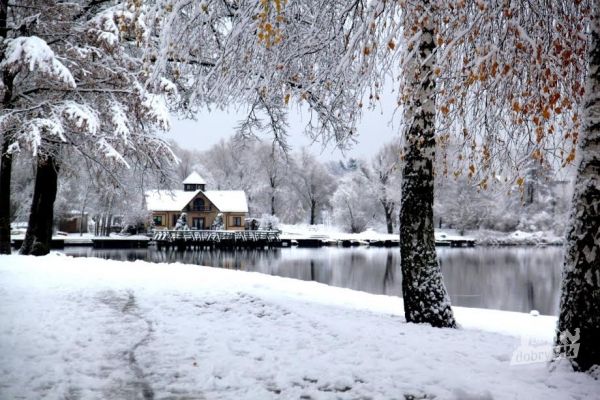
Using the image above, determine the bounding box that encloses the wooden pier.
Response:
[153,230,282,250]
[92,237,149,249]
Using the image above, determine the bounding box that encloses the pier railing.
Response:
[152,229,281,243]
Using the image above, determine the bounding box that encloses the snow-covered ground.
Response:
[10,232,150,245]
[1,255,596,399]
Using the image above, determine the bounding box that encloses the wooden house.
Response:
[145,172,248,231]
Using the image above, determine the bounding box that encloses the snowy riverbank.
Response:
[279,224,563,246]
[0,255,596,399]
[472,229,565,246]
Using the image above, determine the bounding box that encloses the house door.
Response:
[192,217,205,230]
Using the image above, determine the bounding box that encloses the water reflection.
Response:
[61,246,563,315]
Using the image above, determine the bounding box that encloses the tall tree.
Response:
[256,142,288,217]
[293,149,337,225]
[398,0,456,328]
[556,0,600,372]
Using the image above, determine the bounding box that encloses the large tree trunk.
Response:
[399,1,456,328]
[555,4,600,372]
[0,137,12,254]
[0,0,13,254]
[20,155,60,256]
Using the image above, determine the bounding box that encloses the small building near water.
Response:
[58,211,89,234]
[145,172,248,231]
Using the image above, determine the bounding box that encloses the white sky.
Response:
[167,96,400,161]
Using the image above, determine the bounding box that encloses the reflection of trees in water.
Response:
[383,251,395,293]
[61,246,562,314]
[438,248,562,315]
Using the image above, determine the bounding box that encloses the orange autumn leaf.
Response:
[542,107,551,119]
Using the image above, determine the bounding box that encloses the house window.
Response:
[193,198,207,211]
[232,216,242,227]
[153,215,163,226]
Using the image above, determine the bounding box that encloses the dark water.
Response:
[61,246,563,315]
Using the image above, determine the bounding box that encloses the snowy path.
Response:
[0,254,598,400]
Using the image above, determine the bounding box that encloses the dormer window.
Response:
[184,183,205,191]
[182,172,207,191]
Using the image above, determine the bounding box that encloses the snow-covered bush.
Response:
[258,214,280,231]
[332,171,378,233]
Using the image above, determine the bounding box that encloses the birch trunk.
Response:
[399,1,456,328]
[556,2,600,372]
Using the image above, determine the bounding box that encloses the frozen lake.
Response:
[61,246,563,315]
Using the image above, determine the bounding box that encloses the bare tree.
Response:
[256,142,288,216]
[292,149,337,225]
[366,141,402,234]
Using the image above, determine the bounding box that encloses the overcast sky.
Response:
[167,93,400,162]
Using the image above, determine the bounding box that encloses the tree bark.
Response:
[270,177,277,216]
[555,3,600,372]
[0,136,12,254]
[310,198,316,225]
[20,155,60,256]
[271,194,276,216]
[382,201,394,234]
[399,0,456,328]
[0,0,13,254]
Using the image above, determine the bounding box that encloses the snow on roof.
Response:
[145,189,248,213]
[182,172,206,185]
[204,191,248,213]
[145,190,199,212]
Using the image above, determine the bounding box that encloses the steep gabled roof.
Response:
[203,191,249,213]
[182,171,206,185]
[145,189,248,213]
[145,190,199,212]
